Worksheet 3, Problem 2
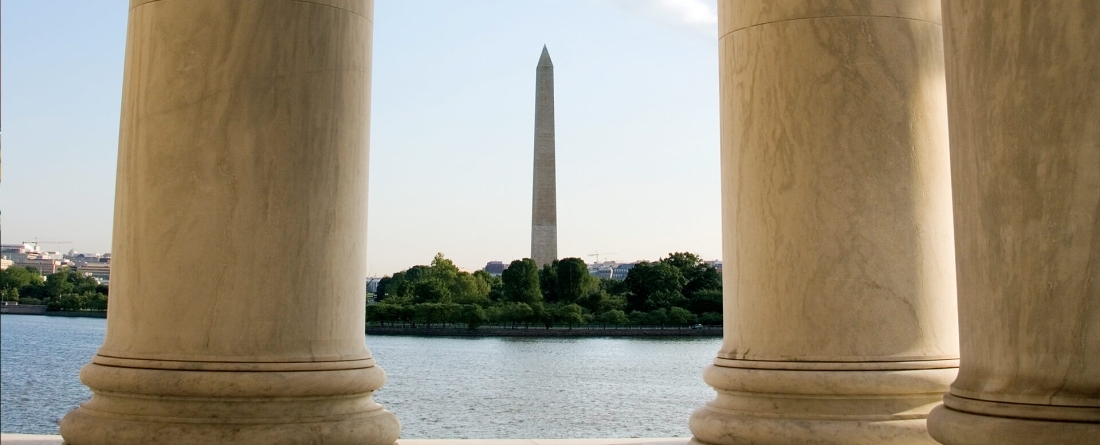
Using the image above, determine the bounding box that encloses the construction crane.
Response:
[587,251,618,263]
[22,238,73,252]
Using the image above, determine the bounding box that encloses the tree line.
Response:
[368,252,723,329]
[0,266,108,311]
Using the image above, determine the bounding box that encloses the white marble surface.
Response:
[59,0,399,443]
[0,436,62,445]
[0,435,689,445]
[928,1,1100,443]
[714,1,957,363]
[692,0,957,443]
[104,0,375,365]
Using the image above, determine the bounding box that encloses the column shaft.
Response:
[928,2,1100,443]
[691,1,958,443]
[60,0,399,443]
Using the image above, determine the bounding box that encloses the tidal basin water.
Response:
[1,314,721,438]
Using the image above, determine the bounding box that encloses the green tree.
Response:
[662,252,703,274]
[648,289,688,311]
[486,305,506,325]
[413,279,451,304]
[539,261,559,303]
[577,289,626,314]
[460,304,488,329]
[660,252,721,300]
[382,272,411,300]
[600,277,627,296]
[48,292,89,312]
[473,270,504,302]
[623,262,685,312]
[668,306,695,325]
[367,303,405,326]
[399,265,432,297]
[84,292,108,311]
[451,272,489,306]
[375,276,393,301]
[531,301,552,328]
[648,308,670,326]
[0,266,42,294]
[429,253,460,280]
[597,309,629,326]
[365,304,384,325]
[45,271,75,298]
[1,287,19,302]
[501,302,534,328]
[554,258,594,304]
[413,302,451,327]
[502,259,541,305]
[42,268,99,305]
[684,265,721,298]
[688,289,723,314]
[699,312,723,325]
[557,303,586,328]
[442,303,462,326]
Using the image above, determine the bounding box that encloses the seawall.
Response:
[0,308,106,318]
[366,326,721,337]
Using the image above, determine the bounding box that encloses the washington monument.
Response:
[531,45,557,267]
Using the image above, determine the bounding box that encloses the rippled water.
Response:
[1,314,720,438]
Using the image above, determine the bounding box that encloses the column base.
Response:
[689,410,933,445]
[60,358,400,445]
[927,395,1100,445]
[689,359,958,445]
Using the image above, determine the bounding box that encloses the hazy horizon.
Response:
[1,0,722,276]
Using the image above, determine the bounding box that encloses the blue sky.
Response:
[1,0,721,275]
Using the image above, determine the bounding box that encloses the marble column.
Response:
[59,1,400,444]
[690,1,959,444]
[926,2,1100,444]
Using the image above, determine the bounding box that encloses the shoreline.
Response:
[366,326,721,337]
[0,313,720,337]
[0,310,107,318]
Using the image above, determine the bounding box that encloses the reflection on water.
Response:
[1,314,719,438]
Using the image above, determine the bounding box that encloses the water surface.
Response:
[1,314,719,438]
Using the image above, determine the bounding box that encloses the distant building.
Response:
[706,260,722,274]
[611,262,636,280]
[366,277,382,294]
[71,253,110,268]
[40,251,64,261]
[588,261,616,280]
[483,261,506,276]
[587,261,635,281]
[1,244,37,263]
[79,262,111,283]
[0,258,13,270]
[18,257,59,275]
[1,243,36,253]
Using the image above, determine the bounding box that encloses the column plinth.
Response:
[691,1,958,443]
[927,2,1100,443]
[59,0,399,443]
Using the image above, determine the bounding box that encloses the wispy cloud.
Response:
[601,0,718,40]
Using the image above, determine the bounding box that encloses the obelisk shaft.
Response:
[532,46,557,267]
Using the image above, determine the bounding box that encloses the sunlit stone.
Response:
[927,1,1100,443]
[58,1,400,443]
[690,1,959,443]
[531,45,558,268]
